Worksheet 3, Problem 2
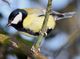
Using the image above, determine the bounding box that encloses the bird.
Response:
[7,8,75,37]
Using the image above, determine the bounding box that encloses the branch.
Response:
[30,0,53,59]
[0,33,35,59]
[2,0,10,6]
[0,29,47,59]
[34,0,53,49]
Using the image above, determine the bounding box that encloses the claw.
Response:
[39,31,48,36]
[44,32,47,36]
[38,48,40,52]
[31,46,35,52]
[31,46,41,55]
[39,31,44,36]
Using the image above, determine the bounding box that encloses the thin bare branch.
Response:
[34,0,53,49]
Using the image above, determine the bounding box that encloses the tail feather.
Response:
[56,11,76,20]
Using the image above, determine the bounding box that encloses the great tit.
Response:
[7,8,75,37]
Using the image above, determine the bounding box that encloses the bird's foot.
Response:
[31,46,40,55]
[39,31,47,36]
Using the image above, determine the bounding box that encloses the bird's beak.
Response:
[7,23,11,27]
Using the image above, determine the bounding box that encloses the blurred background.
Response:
[0,0,79,59]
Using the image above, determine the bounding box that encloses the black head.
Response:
[8,9,27,30]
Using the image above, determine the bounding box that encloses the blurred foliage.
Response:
[0,34,9,44]
[16,35,33,47]
[0,33,34,58]
[0,26,34,58]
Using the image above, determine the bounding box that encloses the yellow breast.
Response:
[23,14,56,33]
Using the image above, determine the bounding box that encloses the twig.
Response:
[34,0,53,49]
[2,0,10,7]
[0,33,35,59]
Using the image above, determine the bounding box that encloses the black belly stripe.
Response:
[19,28,40,36]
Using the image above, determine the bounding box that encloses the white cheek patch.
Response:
[11,12,22,24]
